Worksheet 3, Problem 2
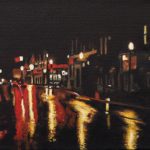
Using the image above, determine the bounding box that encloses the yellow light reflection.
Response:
[27,85,36,138]
[69,100,97,150]
[106,114,111,130]
[117,109,143,150]
[47,89,57,142]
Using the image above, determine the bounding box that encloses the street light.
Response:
[79,52,84,60]
[49,59,53,65]
[0,69,2,74]
[128,42,134,92]
[29,64,34,71]
[20,66,24,71]
[29,64,34,84]
[48,59,54,89]
[20,66,24,81]
[46,53,49,58]
[43,68,47,73]
[128,42,134,51]
[1,78,5,83]
[87,61,90,65]
[19,56,24,61]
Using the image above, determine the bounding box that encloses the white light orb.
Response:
[79,52,84,60]
[82,62,85,67]
[128,42,134,51]
[20,66,24,71]
[87,61,90,65]
[29,64,34,70]
[62,70,68,76]
[46,53,49,58]
[43,69,47,73]
[19,56,24,61]
[1,78,5,83]
[49,59,53,65]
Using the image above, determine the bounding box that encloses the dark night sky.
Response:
[0,0,150,76]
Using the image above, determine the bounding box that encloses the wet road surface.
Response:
[0,89,150,150]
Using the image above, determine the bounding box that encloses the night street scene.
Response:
[0,0,150,150]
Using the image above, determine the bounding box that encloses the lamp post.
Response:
[43,68,47,85]
[20,66,24,82]
[46,53,49,87]
[29,64,34,84]
[128,42,134,92]
[49,59,53,89]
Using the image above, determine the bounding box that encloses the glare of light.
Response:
[144,25,147,34]
[106,114,111,129]
[1,78,5,83]
[19,56,24,61]
[87,61,90,65]
[105,98,110,114]
[27,85,36,138]
[0,82,2,85]
[29,64,34,71]
[49,59,53,65]
[0,69,2,74]
[40,89,58,142]
[79,52,84,60]
[62,70,67,76]
[20,66,24,71]
[43,68,47,73]
[128,42,134,51]
[47,89,57,142]
[46,53,49,58]
[82,63,85,67]
[9,80,12,83]
[67,55,70,59]
[69,100,97,150]
[122,55,128,61]
[117,110,143,150]
[144,35,147,45]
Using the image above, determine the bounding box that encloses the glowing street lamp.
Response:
[128,42,134,51]
[1,78,5,83]
[19,56,24,61]
[0,69,2,74]
[43,68,47,73]
[20,66,24,71]
[49,59,53,65]
[46,53,49,58]
[29,64,34,71]
[67,55,70,59]
[29,64,34,84]
[87,61,90,65]
[79,52,84,60]
[128,42,134,92]
[20,66,24,81]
